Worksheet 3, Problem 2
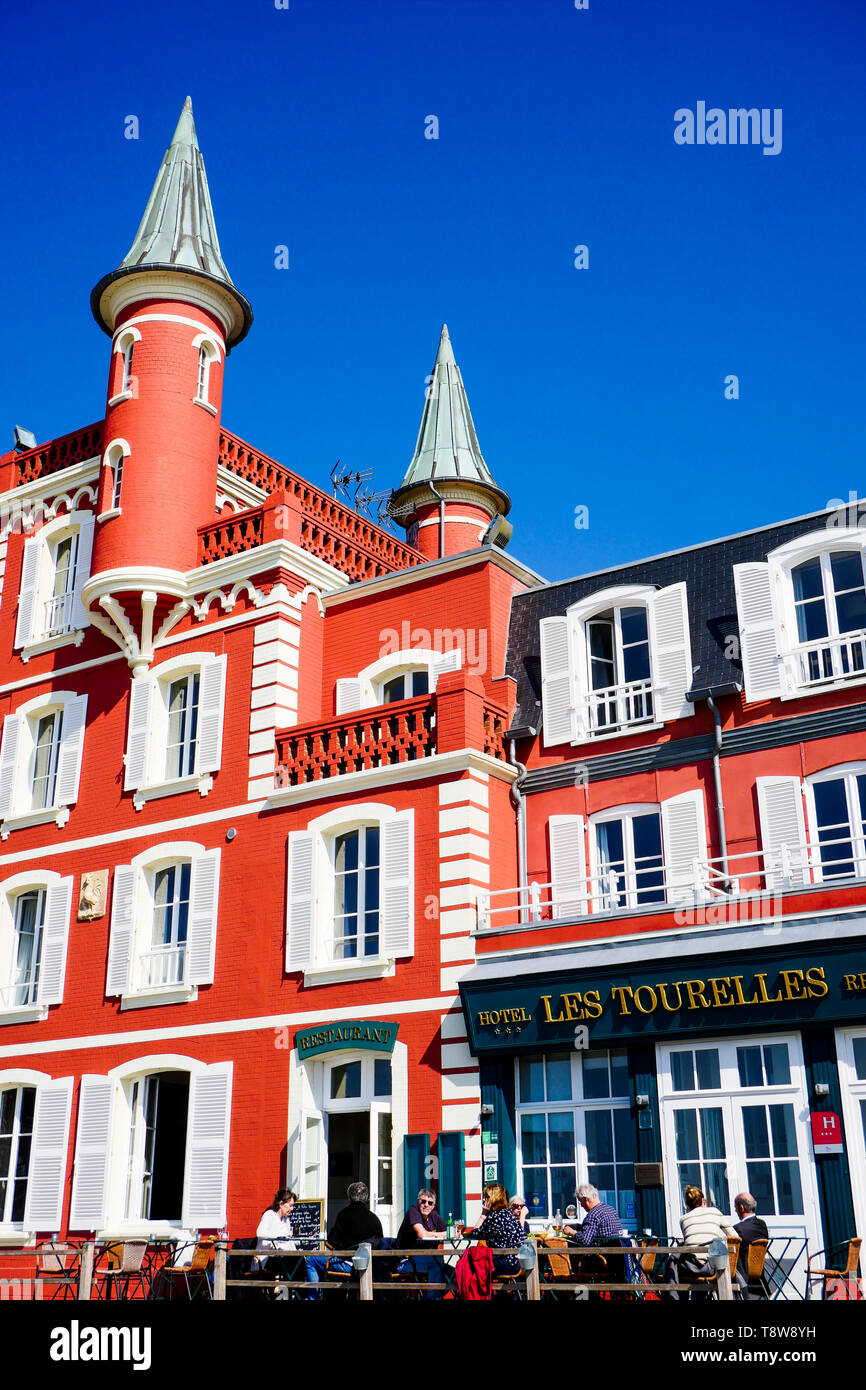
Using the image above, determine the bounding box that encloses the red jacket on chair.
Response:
[455,1245,495,1300]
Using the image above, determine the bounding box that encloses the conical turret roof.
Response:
[92,98,251,346]
[398,325,502,492]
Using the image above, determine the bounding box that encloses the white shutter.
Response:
[14,535,41,648]
[124,678,152,790]
[286,831,316,971]
[381,811,414,958]
[105,865,137,997]
[182,1063,232,1230]
[187,849,220,985]
[71,515,94,629]
[0,713,23,819]
[336,678,364,714]
[69,1077,115,1231]
[661,790,709,903]
[540,617,573,747]
[55,694,87,806]
[757,776,809,889]
[734,562,784,702]
[549,815,587,918]
[23,1078,73,1232]
[430,648,462,688]
[650,584,693,721]
[196,655,227,774]
[37,877,74,1005]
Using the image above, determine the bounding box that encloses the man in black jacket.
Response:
[733,1192,770,1298]
[305,1182,383,1296]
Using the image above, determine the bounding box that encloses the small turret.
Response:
[389,325,510,560]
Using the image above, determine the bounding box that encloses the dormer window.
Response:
[540,583,693,747]
[382,670,429,704]
[586,606,653,731]
[735,529,866,702]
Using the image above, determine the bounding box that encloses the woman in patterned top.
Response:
[462,1183,526,1273]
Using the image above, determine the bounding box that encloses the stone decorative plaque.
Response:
[78,869,108,921]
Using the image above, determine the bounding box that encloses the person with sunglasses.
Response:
[510,1196,530,1236]
[395,1189,448,1298]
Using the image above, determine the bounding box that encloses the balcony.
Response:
[585,679,656,733]
[275,681,510,788]
[477,832,866,933]
[786,630,866,691]
[138,944,187,991]
[42,591,75,638]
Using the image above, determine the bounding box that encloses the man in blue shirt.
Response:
[564,1184,622,1245]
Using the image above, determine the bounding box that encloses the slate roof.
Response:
[506,504,852,733]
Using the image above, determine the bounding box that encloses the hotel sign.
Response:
[460,941,866,1052]
[295,1019,399,1059]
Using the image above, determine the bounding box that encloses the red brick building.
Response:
[1,102,863,1298]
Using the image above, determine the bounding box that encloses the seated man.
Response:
[305,1181,383,1296]
[733,1191,769,1298]
[395,1188,448,1299]
[563,1184,624,1288]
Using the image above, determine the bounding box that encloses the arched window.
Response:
[0,870,73,1018]
[123,652,227,808]
[110,327,141,404]
[14,510,95,650]
[0,690,87,834]
[191,333,222,410]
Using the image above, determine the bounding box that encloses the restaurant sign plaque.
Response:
[295,1019,399,1059]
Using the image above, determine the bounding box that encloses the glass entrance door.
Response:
[658,1036,821,1297]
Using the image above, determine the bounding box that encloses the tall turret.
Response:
[85,98,251,673]
[389,325,510,560]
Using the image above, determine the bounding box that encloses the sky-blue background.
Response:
[1,0,864,582]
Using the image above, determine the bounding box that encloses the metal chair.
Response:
[94,1240,149,1301]
[160,1238,214,1300]
[35,1242,79,1300]
[807,1237,862,1300]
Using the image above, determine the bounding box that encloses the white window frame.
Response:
[0,1069,72,1240]
[335,648,460,715]
[540,582,693,747]
[514,1048,635,1230]
[736,528,866,703]
[837,1027,866,1264]
[192,333,222,414]
[657,1033,822,1287]
[0,690,88,837]
[286,803,414,986]
[69,1054,232,1240]
[108,326,141,406]
[105,841,220,1009]
[124,652,227,810]
[804,763,866,884]
[589,803,667,912]
[97,438,131,522]
[15,510,95,657]
[0,871,73,1023]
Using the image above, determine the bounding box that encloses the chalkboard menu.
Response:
[290,1200,325,1250]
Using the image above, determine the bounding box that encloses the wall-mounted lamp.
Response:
[636,1094,650,1109]
[814,1082,830,1098]
[479,1103,495,1118]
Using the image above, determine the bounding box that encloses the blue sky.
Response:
[1,0,864,582]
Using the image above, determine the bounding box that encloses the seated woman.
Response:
[509,1196,531,1236]
[395,1188,448,1298]
[461,1183,527,1275]
[255,1188,299,1295]
[669,1185,738,1290]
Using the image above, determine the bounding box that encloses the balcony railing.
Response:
[787,630,866,690]
[477,833,865,932]
[8,423,103,487]
[43,591,75,637]
[0,978,39,1009]
[276,695,436,786]
[275,691,510,788]
[585,679,655,733]
[138,944,187,990]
